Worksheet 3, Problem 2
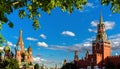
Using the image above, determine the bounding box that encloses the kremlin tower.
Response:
[73,13,119,69]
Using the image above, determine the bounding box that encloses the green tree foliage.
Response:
[0,34,5,45]
[0,58,19,69]
[34,63,39,69]
[101,0,120,13]
[0,33,5,60]
[0,0,87,30]
[61,63,78,69]
[1,0,120,30]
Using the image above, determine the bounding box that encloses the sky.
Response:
[1,0,120,68]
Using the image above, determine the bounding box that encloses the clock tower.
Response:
[92,13,111,65]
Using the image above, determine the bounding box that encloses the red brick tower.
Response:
[92,13,111,67]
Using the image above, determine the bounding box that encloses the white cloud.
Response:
[7,41,16,47]
[108,34,120,48]
[48,43,92,52]
[33,57,41,63]
[83,42,92,47]
[26,37,38,41]
[48,33,120,53]
[25,48,27,50]
[47,32,120,53]
[115,53,118,56]
[33,57,55,65]
[40,34,46,39]
[109,34,120,39]
[33,57,47,64]
[85,36,95,42]
[13,36,18,39]
[91,20,98,27]
[62,31,75,37]
[37,42,48,47]
[88,28,97,33]
[86,2,98,8]
[109,14,112,17]
[86,3,95,8]
[104,21,115,30]
[48,36,93,52]
[47,35,95,52]
[88,20,115,33]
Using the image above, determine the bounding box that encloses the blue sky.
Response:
[1,0,120,68]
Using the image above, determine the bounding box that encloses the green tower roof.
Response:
[25,50,28,56]
[28,46,32,51]
[4,44,11,52]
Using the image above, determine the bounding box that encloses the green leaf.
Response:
[32,19,40,30]
[8,22,14,28]
[0,23,2,30]
[18,10,26,19]
[0,34,5,45]
[27,5,32,10]
[37,13,41,18]
[0,0,88,30]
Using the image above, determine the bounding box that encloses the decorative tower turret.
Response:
[85,50,89,59]
[4,44,11,58]
[63,59,66,65]
[74,50,79,61]
[55,64,58,69]
[27,46,33,64]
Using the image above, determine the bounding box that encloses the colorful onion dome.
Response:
[28,46,32,51]
[4,44,11,52]
[25,50,28,56]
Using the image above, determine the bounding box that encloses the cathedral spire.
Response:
[17,30,24,46]
[20,30,22,38]
[17,30,24,53]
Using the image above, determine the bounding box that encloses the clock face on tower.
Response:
[98,26,105,33]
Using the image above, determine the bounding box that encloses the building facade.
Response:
[4,30,33,69]
[74,13,120,69]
